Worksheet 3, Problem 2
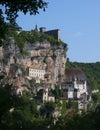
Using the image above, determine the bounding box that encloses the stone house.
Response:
[28,66,45,83]
[43,88,55,102]
[37,88,55,103]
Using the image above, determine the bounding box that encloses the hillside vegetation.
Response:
[66,61,100,90]
[0,86,100,130]
[3,23,67,53]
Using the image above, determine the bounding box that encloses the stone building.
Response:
[28,66,45,83]
[38,88,55,103]
[40,27,60,41]
[60,68,89,111]
[43,88,55,102]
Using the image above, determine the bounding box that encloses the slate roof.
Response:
[63,68,86,81]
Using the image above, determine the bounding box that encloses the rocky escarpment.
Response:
[0,37,67,90]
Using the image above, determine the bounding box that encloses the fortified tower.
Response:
[39,27,60,41]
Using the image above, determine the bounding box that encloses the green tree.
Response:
[0,0,47,22]
[0,0,48,44]
[0,85,13,119]
[0,86,41,130]
[40,101,55,117]
[0,10,7,45]
[52,87,62,99]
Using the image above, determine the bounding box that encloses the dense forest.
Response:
[66,60,100,90]
[0,86,100,130]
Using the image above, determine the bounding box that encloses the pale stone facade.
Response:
[28,67,45,83]
[42,88,55,102]
[61,78,87,100]
[60,68,89,111]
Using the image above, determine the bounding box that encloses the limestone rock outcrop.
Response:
[0,38,67,89]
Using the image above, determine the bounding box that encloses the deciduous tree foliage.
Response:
[0,0,48,42]
[0,0,47,22]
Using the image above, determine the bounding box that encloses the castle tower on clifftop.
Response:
[39,27,60,41]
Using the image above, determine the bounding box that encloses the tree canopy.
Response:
[0,0,47,22]
[0,0,48,43]
[0,86,100,130]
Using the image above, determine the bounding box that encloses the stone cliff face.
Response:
[24,42,67,85]
[0,38,67,89]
